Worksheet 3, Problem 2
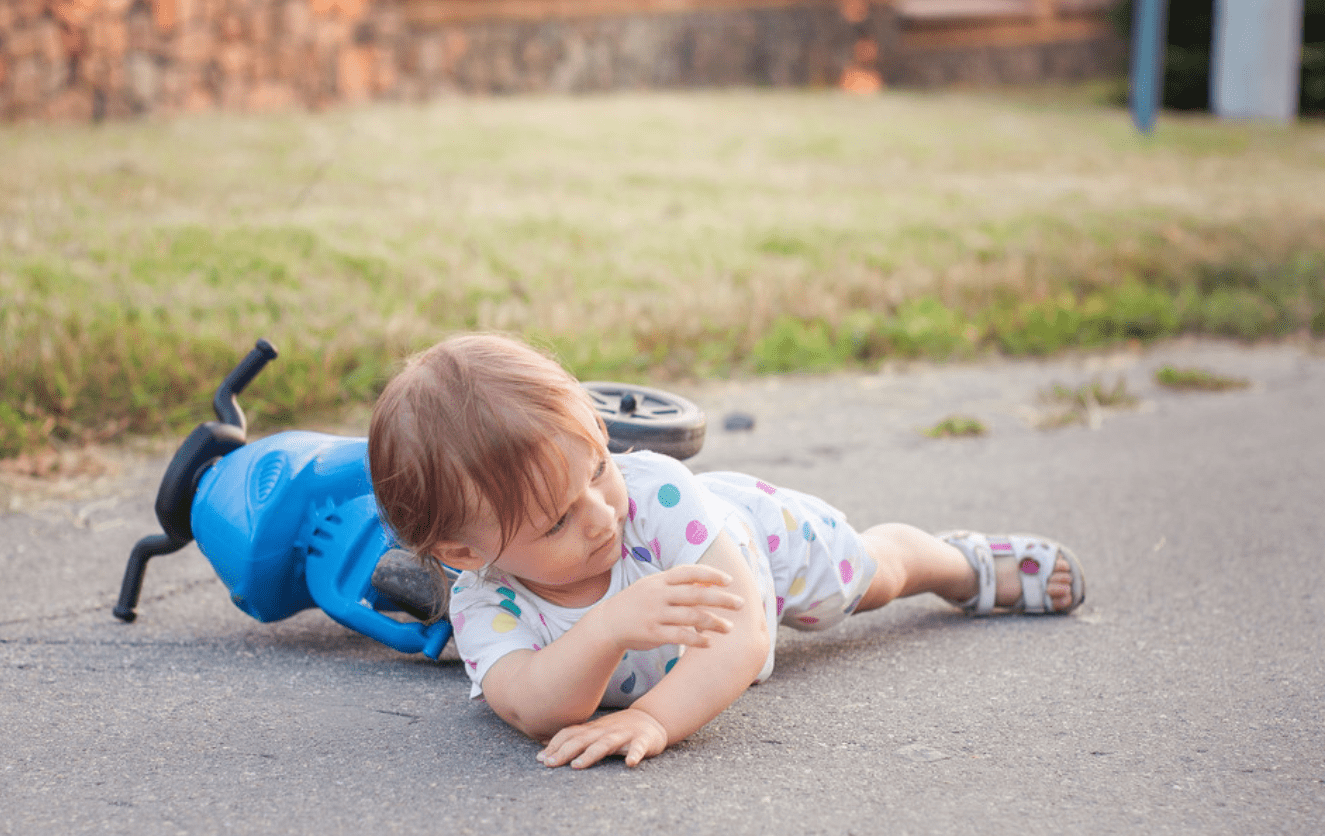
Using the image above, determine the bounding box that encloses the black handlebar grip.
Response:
[113,533,189,622]
[212,338,278,434]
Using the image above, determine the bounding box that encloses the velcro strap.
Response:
[1016,541,1054,613]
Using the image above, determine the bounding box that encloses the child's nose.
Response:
[584,487,615,534]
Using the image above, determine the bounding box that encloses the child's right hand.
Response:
[597,564,744,652]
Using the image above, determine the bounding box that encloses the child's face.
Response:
[463,406,628,607]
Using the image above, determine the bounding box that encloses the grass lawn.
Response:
[2,84,1324,457]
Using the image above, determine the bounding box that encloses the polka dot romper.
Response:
[450,451,878,708]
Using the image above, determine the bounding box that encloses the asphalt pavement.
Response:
[2,338,1322,835]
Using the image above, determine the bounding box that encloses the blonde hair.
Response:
[368,333,605,564]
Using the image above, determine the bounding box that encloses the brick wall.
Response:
[0,0,1123,121]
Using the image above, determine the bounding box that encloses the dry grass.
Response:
[3,87,1325,456]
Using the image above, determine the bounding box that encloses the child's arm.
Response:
[478,561,747,741]
[535,532,770,768]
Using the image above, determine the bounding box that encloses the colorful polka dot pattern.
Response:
[650,482,711,552]
[492,587,521,632]
[657,484,680,507]
[758,484,875,630]
[686,520,708,544]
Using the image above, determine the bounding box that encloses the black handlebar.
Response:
[212,338,278,434]
[113,534,188,622]
[114,338,278,624]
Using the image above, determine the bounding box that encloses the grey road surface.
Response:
[2,338,1322,835]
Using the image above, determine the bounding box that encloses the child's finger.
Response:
[624,738,649,767]
[662,564,733,587]
[704,614,735,633]
[538,732,590,768]
[570,738,620,769]
[674,612,736,644]
[672,609,734,633]
[668,585,744,610]
[548,731,621,770]
[666,626,710,648]
[663,609,734,637]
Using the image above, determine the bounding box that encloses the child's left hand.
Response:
[536,707,668,769]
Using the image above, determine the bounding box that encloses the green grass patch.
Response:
[1037,376,1139,429]
[3,88,1325,457]
[1046,377,1138,410]
[923,415,988,438]
[1155,365,1251,391]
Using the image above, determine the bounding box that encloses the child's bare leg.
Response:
[855,523,1077,613]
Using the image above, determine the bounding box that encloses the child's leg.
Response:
[854,523,1078,613]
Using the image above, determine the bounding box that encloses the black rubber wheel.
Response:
[371,550,448,622]
[583,382,706,461]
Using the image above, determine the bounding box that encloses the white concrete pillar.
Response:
[1211,0,1305,121]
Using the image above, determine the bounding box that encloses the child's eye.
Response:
[546,513,568,537]
[544,460,606,537]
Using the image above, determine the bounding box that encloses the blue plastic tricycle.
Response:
[113,339,706,659]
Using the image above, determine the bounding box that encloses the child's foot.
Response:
[939,532,1086,615]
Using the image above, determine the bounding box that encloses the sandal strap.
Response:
[1007,536,1063,614]
[943,532,996,615]
[988,537,1042,613]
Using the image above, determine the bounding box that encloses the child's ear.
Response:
[429,541,486,572]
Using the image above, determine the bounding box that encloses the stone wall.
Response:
[391,4,889,96]
[892,34,1124,88]
[0,0,1123,121]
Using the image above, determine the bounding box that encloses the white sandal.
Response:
[939,532,1086,615]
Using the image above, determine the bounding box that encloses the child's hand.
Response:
[536,708,669,769]
[599,564,744,652]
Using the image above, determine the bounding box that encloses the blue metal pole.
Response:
[1130,0,1169,134]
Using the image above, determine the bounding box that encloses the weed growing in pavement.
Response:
[1037,377,1139,429]
[1155,366,1251,391]
[923,415,989,438]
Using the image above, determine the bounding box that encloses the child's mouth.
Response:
[589,534,616,561]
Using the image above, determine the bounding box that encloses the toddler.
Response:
[368,333,1085,769]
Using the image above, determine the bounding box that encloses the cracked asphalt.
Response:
[2,338,1322,835]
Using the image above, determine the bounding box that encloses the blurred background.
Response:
[2,0,1322,472]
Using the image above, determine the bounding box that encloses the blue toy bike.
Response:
[113,339,706,659]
